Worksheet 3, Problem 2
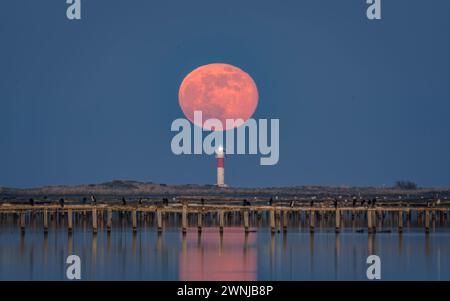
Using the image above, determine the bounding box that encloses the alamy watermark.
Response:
[171,111,280,166]
[366,255,381,280]
[66,255,81,280]
[66,0,81,20]
[64,1,382,21]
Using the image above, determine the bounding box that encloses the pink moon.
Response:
[178,63,259,131]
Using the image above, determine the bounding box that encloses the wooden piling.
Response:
[20,211,25,233]
[182,206,187,234]
[157,210,163,233]
[310,210,315,233]
[132,210,137,233]
[270,209,275,233]
[335,209,341,233]
[197,210,202,233]
[92,208,98,234]
[68,209,73,233]
[107,208,112,232]
[43,209,48,233]
[244,210,249,233]
[219,210,224,233]
[425,210,430,233]
[282,210,288,233]
[367,209,373,234]
[398,210,403,233]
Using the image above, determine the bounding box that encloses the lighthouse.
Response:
[216,145,227,187]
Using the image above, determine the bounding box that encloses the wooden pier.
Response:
[1,199,449,235]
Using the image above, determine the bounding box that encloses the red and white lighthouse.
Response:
[215,145,226,187]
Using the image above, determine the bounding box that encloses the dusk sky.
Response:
[1,0,449,188]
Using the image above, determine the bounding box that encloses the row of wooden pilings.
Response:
[8,206,448,235]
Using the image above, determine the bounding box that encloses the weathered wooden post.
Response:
[20,211,25,234]
[367,209,373,234]
[132,210,137,233]
[107,208,112,232]
[197,210,202,233]
[67,209,73,233]
[282,210,288,233]
[310,209,315,233]
[270,209,276,234]
[335,209,341,233]
[398,210,403,233]
[92,207,98,234]
[425,209,430,233]
[157,209,163,233]
[219,210,224,233]
[182,205,187,234]
[244,209,250,233]
[43,209,48,233]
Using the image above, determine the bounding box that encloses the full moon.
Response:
[178,63,259,131]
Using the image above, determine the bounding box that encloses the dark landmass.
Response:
[1,180,449,201]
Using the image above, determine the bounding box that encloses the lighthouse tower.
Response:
[215,145,227,187]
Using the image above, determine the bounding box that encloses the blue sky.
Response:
[1,0,449,188]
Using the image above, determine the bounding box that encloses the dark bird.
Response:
[59,198,64,208]
[201,198,205,206]
[29,198,34,206]
[372,198,376,208]
[269,198,273,206]
[138,198,143,205]
[91,195,97,205]
[333,199,338,209]
[352,198,357,207]
[122,197,127,206]
[82,197,87,205]
[290,201,295,208]
[310,200,314,207]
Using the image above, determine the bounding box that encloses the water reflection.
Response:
[368,233,375,255]
[179,228,257,281]
[1,221,450,280]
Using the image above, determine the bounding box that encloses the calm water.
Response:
[1,213,449,280]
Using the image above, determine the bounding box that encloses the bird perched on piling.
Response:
[59,198,65,208]
[29,198,34,206]
[122,197,127,206]
[269,197,273,206]
[290,201,295,208]
[372,198,377,208]
[352,198,357,207]
[333,199,338,209]
[138,198,143,205]
[201,198,205,206]
[91,195,97,205]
